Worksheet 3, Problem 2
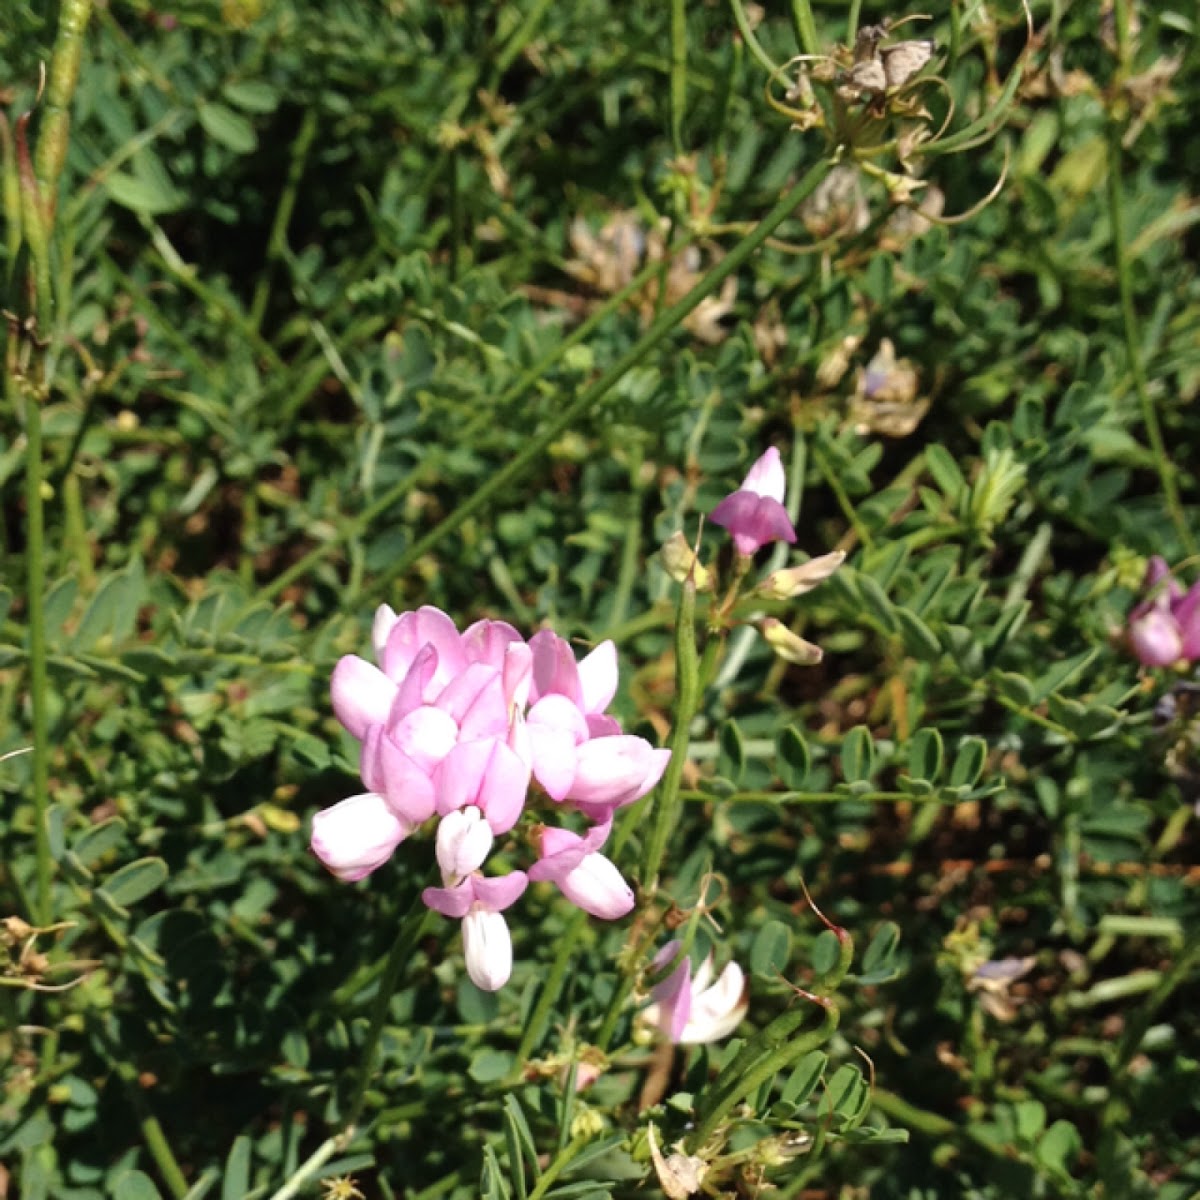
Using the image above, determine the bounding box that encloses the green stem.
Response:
[258,233,699,605]
[365,162,834,602]
[787,0,821,57]
[343,901,435,1132]
[641,580,705,890]
[670,0,687,158]
[249,106,317,335]
[513,907,588,1066]
[1105,123,1193,554]
[691,997,839,1147]
[266,1135,342,1200]
[34,0,95,220]
[114,1060,189,1199]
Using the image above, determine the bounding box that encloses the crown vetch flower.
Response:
[311,792,413,882]
[1128,557,1200,667]
[640,940,748,1045]
[423,871,529,991]
[710,447,797,557]
[527,819,634,919]
[313,604,670,988]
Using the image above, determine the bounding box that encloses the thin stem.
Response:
[1105,124,1193,554]
[266,1135,343,1200]
[512,907,588,1066]
[670,0,687,158]
[343,901,435,1132]
[788,0,821,57]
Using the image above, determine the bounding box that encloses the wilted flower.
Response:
[660,531,714,591]
[1128,557,1200,667]
[759,618,824,666]
[640,940,748,1045]
[709,447,797,557]
[848,339,928,438]
[758,550,846,600]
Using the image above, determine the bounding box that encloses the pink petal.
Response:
[382,606,467,687]
[361,726,437,824]
[740,446,787,501]
[1129,609,1182,667]
[461,618,525,668]
[311,792,409,882]
[557,852,634,919]
[388,705,459,775]
[529,630,581,705]
[566,737,671,809]
[577,640,618,714]
[423,878,475,918]
[472,870,529,912]
[372,604,400,661]
[331,656,396,740]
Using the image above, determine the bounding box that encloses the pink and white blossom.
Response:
[311,792,412,882]
[709,447,797,557]
[527,820,634,919]
[640,940,748,1045]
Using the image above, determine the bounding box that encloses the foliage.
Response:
[3,0,1200,1197]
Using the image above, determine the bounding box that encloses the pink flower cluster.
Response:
[1128,557,1200,667]
[312,606,670,990]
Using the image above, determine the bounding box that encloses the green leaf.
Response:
[222,1136,252,1200]
[717,720,746,784]
[906,728,943,783]
[893,606,942,660]
[780,1050,827,1105]
[859,921,902,984]
[826,1064,869,1124]
[992,671,1035,706]
[480,1146,512,1200]
[469,1049,514,1083]
[949,737,988,790]
[199,102,258,154]
[109,1170,163,1200]
[105,160,184,215]
[503,1094,541,1180]
[101,857,169,907]
[750,919,793,977]
[839,726,876,785]
[925,443,967,500]
[1036,1119,1082,1176]
[856,573,897,633]
[221,80,280,113]
[1029,647,1100,703]
[776,726,812,790]
[811,929,840,978]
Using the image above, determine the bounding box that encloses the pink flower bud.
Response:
[710,448,797,557]
[463,909,513,991]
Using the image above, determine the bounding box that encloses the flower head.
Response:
[312,604,668,988]
[710,447,797,557]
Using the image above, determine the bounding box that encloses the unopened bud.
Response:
[759,618,823,665]
[759,550,846,600]
[660,532,714,591]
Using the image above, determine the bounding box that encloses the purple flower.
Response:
[710,447,797,557]
[1128,557,1200,667]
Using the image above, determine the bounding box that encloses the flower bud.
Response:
[759,618,823,665]
[758,550,846,600]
